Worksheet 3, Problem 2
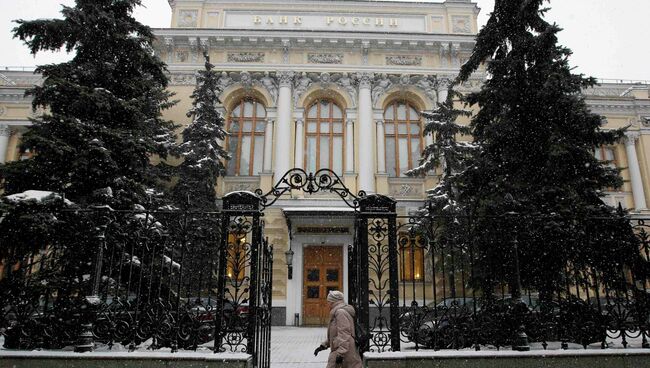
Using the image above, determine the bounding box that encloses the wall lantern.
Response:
[285,248,295,280]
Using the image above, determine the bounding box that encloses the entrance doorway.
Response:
[302,246,343,326]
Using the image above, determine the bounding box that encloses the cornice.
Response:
[152,28,477,50]
[171,0,478,11]
[165,63,475,75]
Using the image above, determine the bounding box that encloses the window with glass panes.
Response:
[227,99,266,176]
[305,99,345,174]
[384,101,423,177]
[399,235,425,282]
[595,146,618,169]
[595,146,619,190]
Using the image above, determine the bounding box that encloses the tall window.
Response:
[305,99,344,174]
[384,101,423,177]
[595,146,619,191]
[399,234,425,282]
[595,146,618,169]
[227,98,266,176]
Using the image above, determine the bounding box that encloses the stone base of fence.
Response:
[363,349,650,368]
[0,350,252,368]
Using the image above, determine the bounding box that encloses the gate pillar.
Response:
[215,191,269,367]
[356,194,399,352]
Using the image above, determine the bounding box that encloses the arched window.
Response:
[227,98,266,176]
[384,101,423,177]
[305,99,345,174]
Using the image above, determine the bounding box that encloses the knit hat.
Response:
[327,290,344,303]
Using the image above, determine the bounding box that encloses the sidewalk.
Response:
[271,327,328,368]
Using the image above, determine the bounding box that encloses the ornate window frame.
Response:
[304,98,346,174]
[384,100,424,177]
[226,97,267,176]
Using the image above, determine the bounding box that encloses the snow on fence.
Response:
[1,204,650,356]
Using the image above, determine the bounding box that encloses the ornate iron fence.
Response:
[0,202,273,367]
[396,213,650,351]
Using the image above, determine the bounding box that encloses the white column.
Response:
[345,120,354,173]
[625,132,647,210]
[0,125,11,164]
[263,119,274,173]
[437,77,451,104]
[274,71,294,182]
[294,119,304,168]
[376,120,386,173]
[356,73,375,193]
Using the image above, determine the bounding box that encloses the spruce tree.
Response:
[408,88,473,217]
[171,53,229,211]
[456,0,640,296]
[0,0,176,208]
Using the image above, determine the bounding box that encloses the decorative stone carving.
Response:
[228,52,265,63]
[217,71,234,90]
[292,72,357,107]
[335,72,357,104]
[361,42,370,65]
[643,117,650,128]
[170,73,196,85]
[372,73,393,103]
[176,50,189,63]
[277,70,295,88]
[439,42,450,67]
[0,105,6,116]
[415,75,438,104]
[386,55,422,66]
[388,180,423,198]
[0,124,10,137]
[188,38,199,63]
[293,72,314,106]
[199,38,210,54]
[178,10,198,27]
[212,71,280,104]
[451,15,471,34]
[370,74,441,108]
[319,72,332,85]
[282,40,291,64]
[625,131,641,144]
[308,53,344,64]
[355,72,374,90]
[259,72,278,101]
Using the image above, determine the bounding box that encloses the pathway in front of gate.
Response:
[271,327,328,368]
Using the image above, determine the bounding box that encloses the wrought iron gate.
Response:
[215,191,272,368]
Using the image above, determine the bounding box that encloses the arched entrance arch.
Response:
[214,168,400,367]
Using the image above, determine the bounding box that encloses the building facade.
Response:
[1,0,649,326]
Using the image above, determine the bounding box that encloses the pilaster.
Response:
[0,124,11,164]
[625,131,647,210]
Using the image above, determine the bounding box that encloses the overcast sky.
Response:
[0,0,648,81]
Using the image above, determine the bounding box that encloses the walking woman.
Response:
[313,290,363,368]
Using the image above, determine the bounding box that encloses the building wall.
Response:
[1,0,649,325]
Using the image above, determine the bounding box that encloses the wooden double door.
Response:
[303,246,344,326]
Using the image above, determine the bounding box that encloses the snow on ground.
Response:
[271,327,328,368]
[2,327,648,366]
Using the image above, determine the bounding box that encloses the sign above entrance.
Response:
[224,11,428,33]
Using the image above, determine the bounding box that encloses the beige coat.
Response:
[321,301,363,368]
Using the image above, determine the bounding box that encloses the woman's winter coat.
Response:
[321,301,363,368]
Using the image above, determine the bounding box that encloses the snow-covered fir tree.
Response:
[0,0,177,314]
[408,88,473,217]
[456,0,642,296]
[0,0,176,209]
[171,53,229,211]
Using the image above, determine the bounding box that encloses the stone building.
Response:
[0,0,649,325]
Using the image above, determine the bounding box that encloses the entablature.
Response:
[153,28,477,53]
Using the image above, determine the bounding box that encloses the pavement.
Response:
[271,327,328,368]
